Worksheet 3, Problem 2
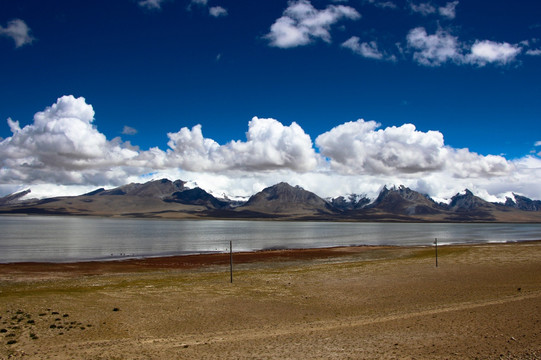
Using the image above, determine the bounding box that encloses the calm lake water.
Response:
[1,215,541,263]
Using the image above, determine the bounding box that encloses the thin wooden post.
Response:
[434,238,438,267]
[230,240,233,283]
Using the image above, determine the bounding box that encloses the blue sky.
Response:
[1,0,541,201]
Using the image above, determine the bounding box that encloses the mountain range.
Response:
[1,179,541,222]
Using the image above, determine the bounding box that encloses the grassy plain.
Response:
[1,242,541,359]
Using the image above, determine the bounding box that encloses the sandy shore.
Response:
[1,242,541,359]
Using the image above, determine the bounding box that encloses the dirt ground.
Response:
[1,242,541,359]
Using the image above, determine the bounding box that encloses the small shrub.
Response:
[113,308,120,312]
[7,339,17,345]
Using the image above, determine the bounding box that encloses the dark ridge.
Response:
[82,188,105,196]
[164,188,229,209]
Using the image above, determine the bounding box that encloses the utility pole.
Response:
[230,240,233,283]
[434,238,438,268]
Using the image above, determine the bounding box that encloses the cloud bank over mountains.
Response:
[2,95,540,202]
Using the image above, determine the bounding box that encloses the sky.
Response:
[1,0,541,202]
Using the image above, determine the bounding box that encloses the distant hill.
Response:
[236,182,335,218]
[1,179,541,222]
[505,193,541,211]
[0,189,32,206]
[89,178,186,198]
[164,188,229,209]
[366,185,442,215]
[328,194,370,211]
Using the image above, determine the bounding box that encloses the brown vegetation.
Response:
[1,242,541,359]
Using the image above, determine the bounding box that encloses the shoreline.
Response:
[1,240,541,277]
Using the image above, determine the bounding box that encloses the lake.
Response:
[1,215,540,263]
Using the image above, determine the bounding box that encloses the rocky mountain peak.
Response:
[94,178,186,198]
[241,182,334,214]
[0,189,31,205]
[505,193,541,211]
[447,189,491,211]
[368,185,441,215]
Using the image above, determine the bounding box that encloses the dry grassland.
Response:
[1,243,541,359]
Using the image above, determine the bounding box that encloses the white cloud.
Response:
[365,0,397,9]
[265,0,360,48]
[138,0,168,10]
[409,1,458,19]
[190,0,208,6]
[375,1,398,9]
[165,117,319,172]
[342,37,382,59]
[526,49,541,56]
[315,119,514,180]
[122,126,138,135]
[406,27,522,67]
[0,19,34,48]
[466,40,522,66]
[341,37,396,61]
[2,96,541,203]
[407,27,461,66]
[209,6,228,17]
[410,2,436,16]
[187,0,208,11]
[0,96,144,186]
[439,1,459,19]
[316,119,447,175]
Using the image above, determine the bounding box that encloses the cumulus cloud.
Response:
[165,117,319,172]
[122,126,138,135]
[187,0,208,11]
[209,6,228,17]
[341,36,396,61]
[409,1,458,19]
[365,0,398,9]
[0,96,143,185]
[2,96,541,202]
[190,0,207,6]
[439,1,459,19]
[409,2,437,16]
[374,1,398,9]
[406,27,522,67]
[466,40,522,66]
[316,119,446,175]
[0,19,34,48]
[138,0,168,10]
[407,27,461,66]
[265,0,360,48]
[526,49,541,56]
[315,119,514,179]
